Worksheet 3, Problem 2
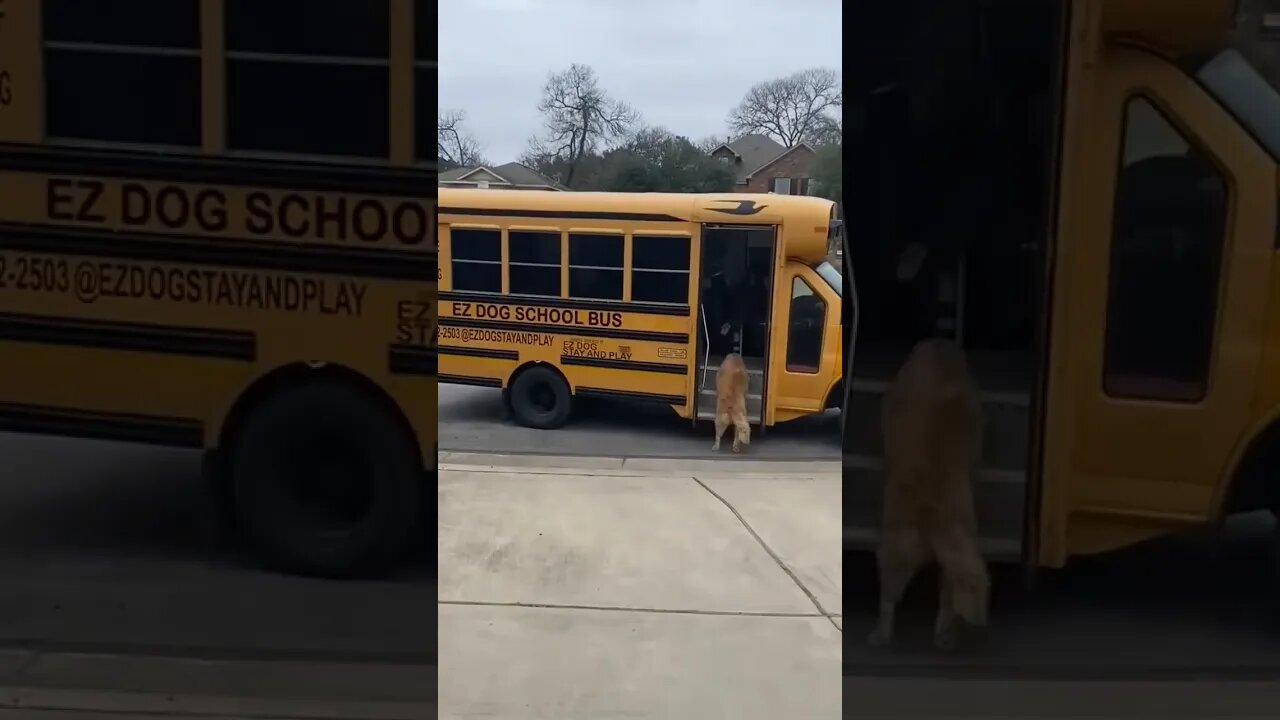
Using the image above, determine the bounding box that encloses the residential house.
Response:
[708,133,820,195]
[438,162,568,191]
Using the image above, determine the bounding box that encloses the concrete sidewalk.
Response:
[438,452,842,719]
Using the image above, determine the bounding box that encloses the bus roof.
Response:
[438,188,835,225]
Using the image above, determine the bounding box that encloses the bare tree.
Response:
[438,109,486,169]
[727,68,842,147]
[523,64,639,187]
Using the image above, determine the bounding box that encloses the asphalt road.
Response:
[0,431,434,663]
[844,512,1280,680]
[439,383,843,459]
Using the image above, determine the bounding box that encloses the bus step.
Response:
[844,384,1031,471]
[842,454,1027,560]
[697,368,764,395]
[843,526,1022,562]
[697,389,762,416]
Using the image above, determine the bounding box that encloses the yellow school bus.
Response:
[438,188,843,432]
[845,0,1280,572]
[0,0,435,577]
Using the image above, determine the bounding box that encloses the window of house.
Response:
[568,233,624,300]
[450,228,502,293]
[225,0,390,160]
[631,235,690,304]
[1102,96,1227,402]
[508,230,561,297]
[786,276,826,373]
[43,0,201,148]
[414,0,433,164]
[771,177,791,194]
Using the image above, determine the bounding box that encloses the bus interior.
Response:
[695,226,777,425]
[846,0,1067,557]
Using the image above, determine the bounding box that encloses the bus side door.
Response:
[771,263,840,422]
[1040,44,1275,563]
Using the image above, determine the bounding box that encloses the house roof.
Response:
[439,162,568,190]
[710,133,786,183]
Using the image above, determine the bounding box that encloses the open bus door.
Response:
[839,212,855,446]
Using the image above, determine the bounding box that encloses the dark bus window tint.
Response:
[632,235,689,304]
[568,234,624,268]
[633,271,687,304]
[509,231,561,297]
[227,61,389,158]
[1103,97,1227,402]
[452,262,501,293]
[45,50,200,146]
[225,0,389,57]
[44,0,199,47]
[415,0,432,60]
[451,229,501,262]
[632,235,690,271]
[450,229,501,293]
[415,66,433,163]
[568,234,624,300]
[786,276,825,373]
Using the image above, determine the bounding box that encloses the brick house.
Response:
[708,133,820,195]
[438,162,568,191]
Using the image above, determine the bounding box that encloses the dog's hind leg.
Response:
[868,528,925,647]
[712,413,728,451]
[934,573,959,652]
[934,527,989,650]
[731,411,750,452]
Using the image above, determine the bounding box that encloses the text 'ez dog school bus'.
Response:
[844,0,1280,575]
[437,188,844,432]
[0,0,436,578]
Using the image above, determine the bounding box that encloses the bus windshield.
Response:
[1194,48,1280,159]
[815,260,842,296]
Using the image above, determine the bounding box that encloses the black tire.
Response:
[229,377,423,578]
[508,365,572,429]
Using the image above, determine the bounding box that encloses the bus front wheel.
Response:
[229,377,423,578]
[508,366,571,429]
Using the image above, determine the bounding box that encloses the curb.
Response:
[438,451,840,476]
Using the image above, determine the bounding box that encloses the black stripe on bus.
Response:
[388,344,436,376]
[0,312,255,360]
[0,223,432,281]
[441,318,688,344]
[439,346,519,360]
[575,387,686,405]
[0,401,204,447]
[439,206,684,223]
[440,291,689,317]
[440,374,503,388]
[0,144,435,195]
[561,355,687,375]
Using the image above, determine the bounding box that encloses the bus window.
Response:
[1103,96,1228,402]
[632,235,691,304]
[43,0,200,148]
[225,0,390,160]
[568,233,624,300]
[509,230,562,297]
[414,0,433,164]
[787,276,826,374]
[451,228,502,293]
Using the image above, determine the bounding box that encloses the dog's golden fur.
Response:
[712,353,751,453]
[868,338,989,652]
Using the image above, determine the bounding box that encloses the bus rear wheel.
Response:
[508,366,571,429]
[229,377,423,578]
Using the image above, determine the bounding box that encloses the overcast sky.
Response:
[438,0,842,164]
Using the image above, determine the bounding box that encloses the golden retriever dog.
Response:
[868,338,988,652]
[712,353,751,453]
